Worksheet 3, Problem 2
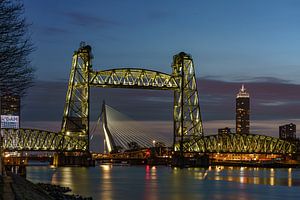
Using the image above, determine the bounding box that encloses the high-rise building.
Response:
[0,95,20,129]
[279,123,296,141]
[218,127,231,135]
[236,85,250,134]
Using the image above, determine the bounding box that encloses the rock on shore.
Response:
[1,172,92,200]
[37,183,93,200]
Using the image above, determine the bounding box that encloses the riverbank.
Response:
[37,183,92,200]
[0,172,92,200]
[1,172,53,200]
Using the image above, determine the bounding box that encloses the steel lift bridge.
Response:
[1,44,297,155]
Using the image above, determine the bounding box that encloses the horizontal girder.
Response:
[89,68,178,90]
[1,128,297,155]
[190,133,296,154]
[1,128,87,151]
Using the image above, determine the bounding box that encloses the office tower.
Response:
[279,123,296,141]
[236,85,250,134]
[0,95,20,129]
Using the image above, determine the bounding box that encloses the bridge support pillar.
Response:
[53,152,95,167]
[3,157,27,177]
[171,153,210,168]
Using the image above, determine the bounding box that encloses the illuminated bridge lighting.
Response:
[102,103,171,152]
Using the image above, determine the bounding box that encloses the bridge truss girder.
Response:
[89,68,178,90]
[1,128,296,155]
[191,133,296,154]
[1,128,87,151]
[61,44,204,153]
[6,44,293,156]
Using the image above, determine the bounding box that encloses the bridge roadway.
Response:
[1,128,297,155]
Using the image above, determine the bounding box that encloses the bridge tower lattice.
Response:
[61,44,92,151]
[60,44,204,153]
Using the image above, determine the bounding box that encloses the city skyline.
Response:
[2,1,300,198]
[19,0,300,140]
[22,79,300,138]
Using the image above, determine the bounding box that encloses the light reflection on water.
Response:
[26,165,300,200]
[204,166,299,187]
[99,165,113,200]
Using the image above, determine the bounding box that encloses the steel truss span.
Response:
[1,128,296,154]
[192,133,296,154]
[1,128,87,151]
[90,68,178,90]
[2,44,296,155]
[61,44,203,153]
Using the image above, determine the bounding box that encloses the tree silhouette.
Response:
[0,0,34,96]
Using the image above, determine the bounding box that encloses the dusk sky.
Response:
[23,0,300,82]
[20,0,300,148]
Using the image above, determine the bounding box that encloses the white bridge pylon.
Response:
[99,102,171,152]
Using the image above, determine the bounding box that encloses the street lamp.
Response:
[152,140,156,147]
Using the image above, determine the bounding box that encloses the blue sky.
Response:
[19,0,300,145]
[24,0,300,83]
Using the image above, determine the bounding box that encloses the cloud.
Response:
[201,75,290,84]
[21,76,300,123]
[232,76,290,84]
[142,96,173,103]
[63,11,119,28]
[40,27,70,35]
[22,81,67,121]
[259,101,289,106]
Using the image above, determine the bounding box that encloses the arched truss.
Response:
[188,133,296,154]
[1,128,86,151]
[1,128,296,154]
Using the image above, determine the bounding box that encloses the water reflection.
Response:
[100,165,113,200]
[288,168,292,187]
[206,166,300,187]
[144,165,158,200]
[51,167,74,187]
[26,165,300,200]
[51,167,93,195]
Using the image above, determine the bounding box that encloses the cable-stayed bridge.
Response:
[0,43,297,156]
[99,102,171,153]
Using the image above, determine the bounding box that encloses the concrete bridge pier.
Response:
[171,153,210,168]
[53,152,95,167]
[3,157,27,177]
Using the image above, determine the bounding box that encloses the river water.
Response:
[26,165,300,200]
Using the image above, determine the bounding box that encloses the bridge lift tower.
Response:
[60,43,204,164]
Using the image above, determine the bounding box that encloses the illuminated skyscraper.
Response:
[236,85,250,134]
[0,95,20,129]
[279,123,296,141]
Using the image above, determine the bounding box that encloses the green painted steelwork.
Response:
[61,45,203,153]
[1,128,86,151]
[90,68,178,90]
[0,128,296,154]
[0,44,296,155]
[188,133,296,154]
